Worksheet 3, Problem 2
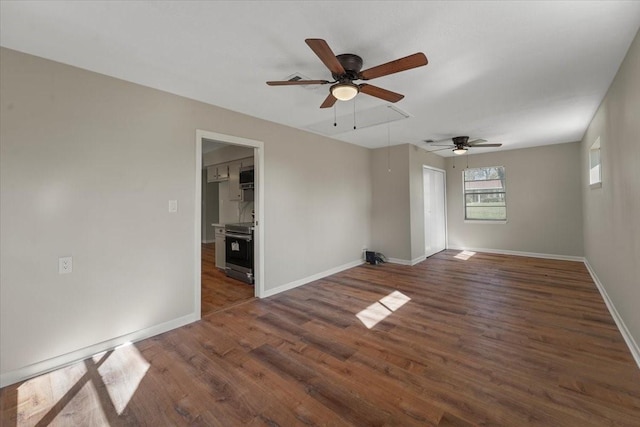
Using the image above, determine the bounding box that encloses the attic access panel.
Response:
[305,104,411,136]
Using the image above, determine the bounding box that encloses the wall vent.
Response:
[284,73,322,90]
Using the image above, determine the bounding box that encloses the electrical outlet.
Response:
[59,256,72,274]
[168,200,178,213]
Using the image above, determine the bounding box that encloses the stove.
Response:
[224,223,254,284]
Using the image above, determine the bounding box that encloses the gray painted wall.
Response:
[445,142,584,257]
[370,144,445,262]
[370,145,411,260]
[0,47,371,375]
[581,30,640,353]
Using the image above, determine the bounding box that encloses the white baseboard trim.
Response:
[0,312,200,388]
[583,259,640,369]
[387,257,411,265]
[446,246,585,262]
[202,239,215,244]
[261,259,365,298]
[411,255,427,265]
[387,255,429,266]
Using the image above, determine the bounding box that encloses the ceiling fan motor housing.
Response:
[333,54,363,81]
[452,136,470,147]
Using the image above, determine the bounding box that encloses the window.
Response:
[589,137,602,188]
[463,166,506,221]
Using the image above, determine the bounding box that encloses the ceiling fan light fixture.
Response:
[453,147,467,155]
[331,83,359,101]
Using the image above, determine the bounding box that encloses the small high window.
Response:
[589,137,602,188]
[463,166,507,221]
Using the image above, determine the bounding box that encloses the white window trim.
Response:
[464,219,508,224]
[589,136,602,189]
[462,165,507,222]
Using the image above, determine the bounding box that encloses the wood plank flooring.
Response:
[201,243,254,316]
[2,250,639,426]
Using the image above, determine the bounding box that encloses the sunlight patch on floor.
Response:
[454,250,476,260]
[97,342,150,415]
[16,342,150,424]
[17,362,88,426]
[356,290,411,329]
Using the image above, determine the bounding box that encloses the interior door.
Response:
[423,166,446,257]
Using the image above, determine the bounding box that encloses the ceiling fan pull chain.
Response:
[466,154,469,169]
[387,115,391,172]
[353,98,357,130]
[333,104,337,127]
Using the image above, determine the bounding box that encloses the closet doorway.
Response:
[423,166,447,257]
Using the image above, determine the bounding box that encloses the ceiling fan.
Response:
[424,136,502,155]
[267,38,428,108]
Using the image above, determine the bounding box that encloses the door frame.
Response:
[195,130,265,318]
[422,165,448,256]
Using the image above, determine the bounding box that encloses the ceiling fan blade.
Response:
[471,143,503,148]
[467,139,487,145]
[359,52,428,80]
[267,80,330,86]
[359,84,404,103]
[320,93,338,109]
[426,147,454,153]
[305,38,345,76]
[424,138,453,144]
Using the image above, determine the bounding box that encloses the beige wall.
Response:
[0,48,371,377]
[581,30,640,353]
[370,145,411,260]
[445,143,584,257]
[370,144,445,263]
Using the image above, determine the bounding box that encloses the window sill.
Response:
[464,220,508,225]
[590,182,602,189]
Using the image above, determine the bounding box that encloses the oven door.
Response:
[225,232,253,271]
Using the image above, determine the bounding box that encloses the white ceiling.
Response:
[1,1,639,156]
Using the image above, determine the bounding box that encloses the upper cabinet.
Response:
[207,164,229,183]
[228,160,242,201]
[207,156,254,200]
[228,157,254,201]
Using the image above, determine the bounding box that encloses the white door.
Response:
[423,166,446,257]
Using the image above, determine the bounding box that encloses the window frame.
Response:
[462,166,507,223]
[589,136,602,189]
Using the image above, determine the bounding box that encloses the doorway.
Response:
[423,166,447,257]
[195,130,264,319]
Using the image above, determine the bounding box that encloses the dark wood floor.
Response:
[201,243,254,316]
[2,250,639,426]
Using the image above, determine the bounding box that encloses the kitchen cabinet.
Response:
[228,161,242,201]
[207,164,229,182]
[228,157,254,201]
[214,226,226,269]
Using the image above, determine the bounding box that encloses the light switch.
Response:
[168,200,178,213]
